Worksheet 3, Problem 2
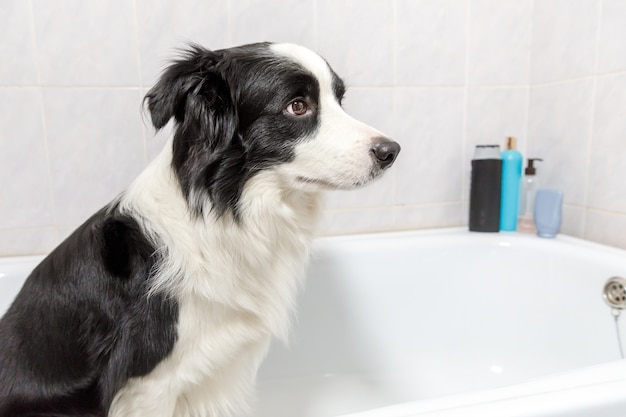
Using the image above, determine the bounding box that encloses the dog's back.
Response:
[0,206,178,417]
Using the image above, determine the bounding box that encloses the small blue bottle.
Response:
[500,137,523,231]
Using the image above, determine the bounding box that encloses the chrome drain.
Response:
[603,277,626,310]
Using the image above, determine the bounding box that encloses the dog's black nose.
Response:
[371,139,401,169]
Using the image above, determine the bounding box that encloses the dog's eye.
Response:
[286,100,310,116]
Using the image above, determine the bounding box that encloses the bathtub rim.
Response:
[314,227,626,257]
[2,227,625,267]
[335,358,626,417]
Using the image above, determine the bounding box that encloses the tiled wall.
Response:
[527,0,626,249]
[1,0,625,256]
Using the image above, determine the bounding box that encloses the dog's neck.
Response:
[120,137,323,337]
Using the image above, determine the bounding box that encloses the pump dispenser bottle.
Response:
[518,158,543,233]
[499,137,523,231]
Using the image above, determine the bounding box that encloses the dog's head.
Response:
[145,42,400,217]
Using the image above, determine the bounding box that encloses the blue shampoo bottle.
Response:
[500,137,523,231]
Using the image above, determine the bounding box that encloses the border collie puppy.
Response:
[0,42,400,417]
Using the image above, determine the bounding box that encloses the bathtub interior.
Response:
[1,230,626,417]
[0,255,42,317]
[251,230,626,416]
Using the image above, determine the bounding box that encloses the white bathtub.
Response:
[2,228,626,416]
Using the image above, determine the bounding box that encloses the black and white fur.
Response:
[0,42,400,417]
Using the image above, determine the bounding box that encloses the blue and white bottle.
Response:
[500,137,523,231]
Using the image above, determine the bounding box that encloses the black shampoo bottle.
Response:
[469,145,502,232]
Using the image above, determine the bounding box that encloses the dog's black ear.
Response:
[144,45,231,130]
[146,45,246,218]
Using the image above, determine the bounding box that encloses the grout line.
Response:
[226,0,233,46]
[0,85,143,89]
[529,70,626,87]
[324,201,464,213]
[26,0,41,85]
[392,0,398,87]
[520,83,531,157]
[585,207,626,217]
[313,0,319,50]
[594,68,626,78]
[27,0,58,228]
[525,0,535,158]
[460,0,471,206]
[0,226,72,233]
[132,0,143,90]
[341,83,532,90]
[528,0,536,85]
[560,204,626,219]
[131,0,149,166]
[391,0,399,215]
[35,89,56,225]
[0,82,563,90]
[581,0,605,238]
[3,72,625,90]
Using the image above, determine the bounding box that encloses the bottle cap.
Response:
[505,136,517,150]
[525,158,543,175]
[473,145,500,160]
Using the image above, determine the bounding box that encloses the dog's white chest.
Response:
[111,171,321,417]
[109,238,313,417]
